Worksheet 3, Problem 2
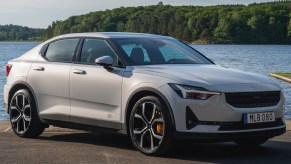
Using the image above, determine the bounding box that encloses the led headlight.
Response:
[169,83,220,100]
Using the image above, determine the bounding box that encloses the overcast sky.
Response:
[0,0,276,28]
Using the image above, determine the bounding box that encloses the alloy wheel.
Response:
[10,93,32,134]
[131,102,165,151]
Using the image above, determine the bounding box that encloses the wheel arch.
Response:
[8,81,38,114]
[124,87,176,134]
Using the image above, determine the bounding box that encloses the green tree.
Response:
[2,1,291,43]
[288,19,291,37]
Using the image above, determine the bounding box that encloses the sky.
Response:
[0,0,276,28]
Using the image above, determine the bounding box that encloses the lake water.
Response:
[0,43,290,120]
[0,42,41,120]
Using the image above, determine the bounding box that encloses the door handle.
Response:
[73,70,86,75]
[33,67,45,71]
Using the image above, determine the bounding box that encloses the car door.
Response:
[27,38,80,121]
[69,38,124,129]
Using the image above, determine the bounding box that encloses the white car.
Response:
[4,32,286,155]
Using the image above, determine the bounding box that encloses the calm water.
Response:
[0,42,41,120]
[0,43,290,120]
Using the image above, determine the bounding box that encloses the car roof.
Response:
[52,32,174,40]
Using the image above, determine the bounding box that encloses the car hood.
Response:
[132,64,281,92]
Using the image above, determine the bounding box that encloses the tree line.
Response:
[0,24,45,41]
[1,2,291,43]
[45,1,291,44]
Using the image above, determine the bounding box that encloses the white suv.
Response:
[4,32,286,155]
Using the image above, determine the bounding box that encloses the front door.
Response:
[69,38,124,129]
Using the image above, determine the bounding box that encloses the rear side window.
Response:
[45,39,79,62]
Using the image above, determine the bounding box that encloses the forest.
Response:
[0,24,45,41]
[1,1,291,43]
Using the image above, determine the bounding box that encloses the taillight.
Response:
[6,64,12,76]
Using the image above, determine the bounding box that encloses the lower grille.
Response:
[225,91,280,108]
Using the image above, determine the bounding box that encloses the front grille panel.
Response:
[225,91,281,108]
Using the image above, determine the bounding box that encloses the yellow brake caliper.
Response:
[156,123,164,134]
[156,112,164,134]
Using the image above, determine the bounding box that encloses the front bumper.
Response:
[160,84,286,133]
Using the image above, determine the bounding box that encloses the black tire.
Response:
[9,89,45,138]
[129,96,173,156]
[234,138,268,147]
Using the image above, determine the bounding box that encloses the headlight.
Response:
[169,83,220,100]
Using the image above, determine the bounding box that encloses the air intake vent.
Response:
[186,107,199,130]
[225,91,280,108]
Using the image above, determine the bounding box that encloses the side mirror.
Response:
[95,56,113,69]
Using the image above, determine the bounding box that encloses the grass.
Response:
[272,72,291,79]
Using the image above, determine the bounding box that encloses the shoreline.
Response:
[190,40,291,45]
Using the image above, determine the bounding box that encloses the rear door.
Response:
[69,38,124,129]
[27,38,80,121]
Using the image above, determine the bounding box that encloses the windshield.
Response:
[112,37,213,65]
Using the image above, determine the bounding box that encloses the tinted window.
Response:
[121,44,150,62]
[80,39,119,65]
[113,38,213,65]
[45,39,79,62]
[159,45,194,63]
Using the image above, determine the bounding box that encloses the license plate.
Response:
[244,112,275,124]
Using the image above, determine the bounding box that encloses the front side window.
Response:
[45,39,79,62]
[80,39,119,66]
[113,38,213,65]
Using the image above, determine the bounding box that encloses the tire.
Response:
[9,89,45,138]
[129,96,173,156]
[234,138,268,147]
